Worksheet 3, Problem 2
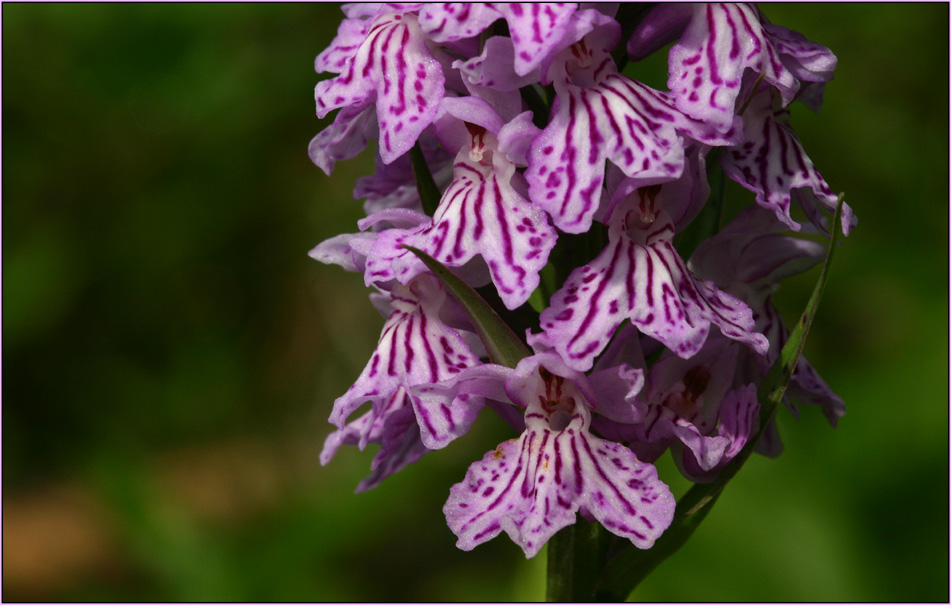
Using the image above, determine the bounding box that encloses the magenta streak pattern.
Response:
[534,210,768,372]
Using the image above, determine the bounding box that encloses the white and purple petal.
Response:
[315,12,445,163]
[453,36,541,92]
[527,43,739,233]
[675,384,759,483]
[327,274,481,439]
[668,3,798,132]
[444,355,674,558]
[419,3,578,77]
[720,91,852,234]
[532,209,768,372]
[410,364,513,450]
[396,136,558,310]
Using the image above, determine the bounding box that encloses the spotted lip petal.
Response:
[526,41,739,234]
[720,91,849,233]
[315,11,445,164]
[419,145,557,309]
[443,353,674,558]
[365,124,558,310]
[531,207,768,372]
[418,3,578,76]
[668,3,800,133]
[327,274,481,449]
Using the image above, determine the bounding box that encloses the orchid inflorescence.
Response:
[308,1,853,570]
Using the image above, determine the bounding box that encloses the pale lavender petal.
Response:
[359,210,430,286]
[644,335,740,434]
[410,364,513,449]
[320,386,411,465]
[687,205,830,293]
[587,363,648,424]
[356,401,430,492]
[794,187,857,237]
[308,103,377,175]
[453,36,540,92]
[315,15,371,74]
[670,418,730,475]
[341,3,390,20]
[532,210,768,371]
[734,233,826,285]
[763,22,837,84]
[497,111,542,167]
[788,356,846,427]
[605,143,711,232]
[668,3,798,132]
[433,96,507,156]
[309,232,376,274]
[793,80,827,114]
[676,384,759,483]
[721,91,843,233]
[354,137,453,215]
[315,12,445,163]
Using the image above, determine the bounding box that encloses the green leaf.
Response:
[402,245,530,369]
[410,141,441,216]
[593,195,846,602]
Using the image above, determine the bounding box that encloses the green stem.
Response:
[546,520,609,602]
[410,141,441,216]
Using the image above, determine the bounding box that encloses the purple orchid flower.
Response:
[665,3,837,133]
[721,89,855,236]
[525,10,740,234]
[689,205,846,432]
[319,273,482,489]
[314,8,445,164]
[358,96,558,310]
[530,193,768,372]
[593,328,760,483]
[438,350,674,558]
[418,3,578,77]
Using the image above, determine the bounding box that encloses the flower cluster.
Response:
[309,2,852,558]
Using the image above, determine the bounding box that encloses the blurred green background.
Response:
[3,3,947,602]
